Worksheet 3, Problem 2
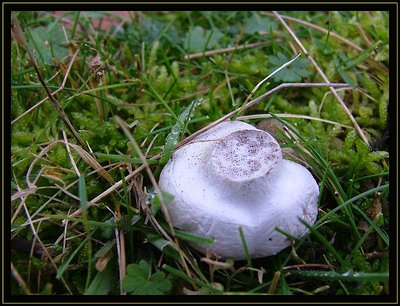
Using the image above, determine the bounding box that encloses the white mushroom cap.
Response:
[159,121,319,260]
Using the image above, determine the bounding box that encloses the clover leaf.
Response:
[268,52,312,82]
[184,26,223,53]
[27,23,69,66]
[244,14,277,34]
[122,260,172,295]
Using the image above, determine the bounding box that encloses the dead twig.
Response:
[272,11,370,147]
[268,271,281,294]
[355,22,374,48]
[62,130,80,177]
[234,53,301,119]
[184,41,277,60]
[364,251,388,259]
[236,113,353,129]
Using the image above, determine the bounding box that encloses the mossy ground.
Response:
[10,11,390,296]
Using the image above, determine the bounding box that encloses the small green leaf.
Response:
[159,99,201,166]
[27,23,69,66]
[123,260,172,295]
[184,26,223,53]
[337,66,356,88]
[84,259,115,295]
[333,53,357,87]
[131,215,141,226]
[244,14,276,34]
[146,234,181,260]
[150,190,174,215]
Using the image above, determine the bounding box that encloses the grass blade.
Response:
[162,264,222,294]
[288,269,389,282]
[142,76,182,127]
[238,226,254,279]
[158,220,216,245]
[79,175,93,291]
[174,229,216,245]
[298,218,348,268]
[158,98,202,167]
[56,236,88,279]
[78,174,88,215]
[71,11,80,39]
[84,259,115,295]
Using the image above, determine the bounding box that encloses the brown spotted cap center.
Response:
[211,129,282,182]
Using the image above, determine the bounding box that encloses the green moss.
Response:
[349,250,382,295]
[72,111,127,151]
[378,87,388,128]
[230,54,261,75]
[329,129,388,178]
[11,131,37,146]
[10,11,390,296]
[321,95,352,125]
[47,145,69,166]
[362,72,381,100]
[269,96,309,114]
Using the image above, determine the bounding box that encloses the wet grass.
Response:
[10,10,390,297]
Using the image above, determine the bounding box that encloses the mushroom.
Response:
[159,121,319,260]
